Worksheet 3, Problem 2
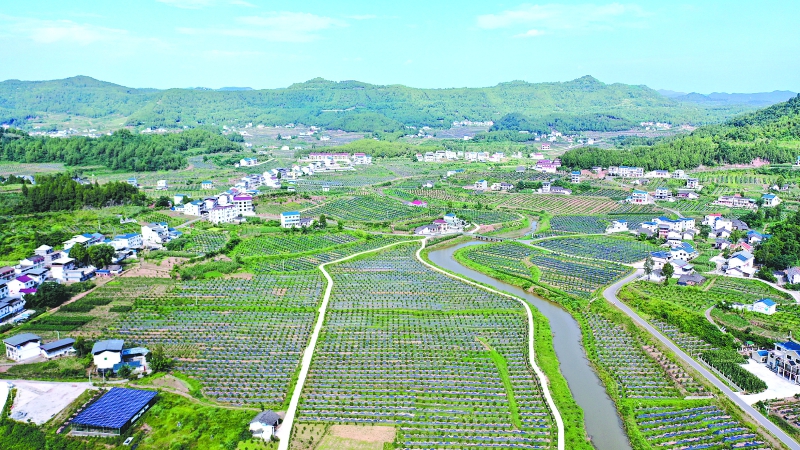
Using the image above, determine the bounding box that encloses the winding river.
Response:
[427,241,631,450]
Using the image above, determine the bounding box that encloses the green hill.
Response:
[561,95,800,170]
[0,75,763,133]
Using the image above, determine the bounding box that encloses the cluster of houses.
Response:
[301,152,372,166]
[472,180,514,193]
[624,178,702,204]
[416,150,507,163]
[2,333,149,376]
[414,213,467,235]
[533,158,562,173]
[173,192,255,224]
[536,181,572,195]
[712,193,782,209]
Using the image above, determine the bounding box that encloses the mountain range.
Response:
[0,75,790,133]
[658,89,797,106]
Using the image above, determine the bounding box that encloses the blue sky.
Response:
[0,0,798,93]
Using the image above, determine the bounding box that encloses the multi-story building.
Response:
[280,211,301,228]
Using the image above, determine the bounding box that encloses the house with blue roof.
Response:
[280,211,301,228]
[767,340,800,382]
[570,171,581,183]
[762,193,782,207]
[669,242,698,261]
[111,233,143,251]
[733,298,777,315]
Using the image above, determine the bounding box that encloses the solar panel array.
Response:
[72,388,157,430]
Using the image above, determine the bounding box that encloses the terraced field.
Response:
[297,243,557,449]
[535,236,657,264]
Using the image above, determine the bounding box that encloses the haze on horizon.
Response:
[0,0,798,94]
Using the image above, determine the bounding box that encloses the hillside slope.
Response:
[0,75,764,133]
[561,95,800,170]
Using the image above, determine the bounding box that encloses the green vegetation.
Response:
[16,173,146,213]
[0,75,761,134]
[562,94,800,170]
[0,127,239,171]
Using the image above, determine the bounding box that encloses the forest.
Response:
[18,174,147,213]
[754,210,800,270]
[0,127,239,171]
[561,95,800,170]
[0,75,761,133]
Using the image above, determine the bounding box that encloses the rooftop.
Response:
[92,339,124,354]
[3,333,41,346]
[40,338,76,352]
[71,388,157,430]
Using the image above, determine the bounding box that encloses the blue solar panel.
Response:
[72,388,157,429]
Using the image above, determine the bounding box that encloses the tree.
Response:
[337,221,344,231]
[69,243,89,266]
[148,345,173,372]
[155,196,171,208]
[74,337,94,357]
[88,244,115,268]
[117,364,133,379]
[26,282,71,309]
[644,254,654,276]
[661,262,674,284]
[318,214,327,229]
[756,266,777,283]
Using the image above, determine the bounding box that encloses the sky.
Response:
[0,0,798,93]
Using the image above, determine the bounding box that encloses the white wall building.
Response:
[280,211,301,228]
[4,333,41,361]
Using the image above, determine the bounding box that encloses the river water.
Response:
[427,241,631,450]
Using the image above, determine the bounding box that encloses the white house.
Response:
[474,180,488,190]
[141,223,172,247]
[250,411,281,441]
[724,250,756,277]
[672,170,687,179]
[280,211,301,228]
[570,171,581,183]
[786,267,800,285]
[50,257,76,281]
[111,233,143,251]
[762,193,781,207]
[0,297,25,322]
[606,220,629,234]
[92,339,124,372]
[233,195,254,216]
[4,333,41,361]
[201,180,214,190]
[40,338,76,359]
[626,190,652,204]
[733,298,777,315]
[184,200,205,216]
[156,180,168,190]
[207,205,235,224]
[8,275,36,296]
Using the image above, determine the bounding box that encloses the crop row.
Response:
[535,236,656,264]
[498,195,620,215]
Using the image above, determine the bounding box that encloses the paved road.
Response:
[605,270,800,450]
[416,239,565,450]
[276,240,421,449]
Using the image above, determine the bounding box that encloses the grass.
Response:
[0,356,90,381]
[480,338,522,429]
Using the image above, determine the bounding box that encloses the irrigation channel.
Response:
[427,241,631,450]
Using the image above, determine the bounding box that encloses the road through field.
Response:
[276,239,421,449]
[604,270,800,450]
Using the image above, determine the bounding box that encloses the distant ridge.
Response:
[217,87,253,91]
[671,90,797,106]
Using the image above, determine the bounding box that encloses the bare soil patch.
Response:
[329,425,396,443]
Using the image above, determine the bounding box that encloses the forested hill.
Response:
[561,95,800,171]
[0,75,762,133]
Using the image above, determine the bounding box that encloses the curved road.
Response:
[605,270,800,450]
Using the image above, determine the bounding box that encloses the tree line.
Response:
[19,173,148,213]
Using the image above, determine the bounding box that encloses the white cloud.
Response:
[156,0,255,9]
[0,15,131,45]
[179,11,347,42]
[515,29,546,38]
[477,3,645,34]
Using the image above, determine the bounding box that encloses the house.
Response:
[111,233,143,251]
[733,298,777,315]
[500,182,514,191]
[474,180,488,190]
[50,257,76,281]
[653,187,671,201]
[646,170,670,179]
[672,170,686,179]
[608,166,644,178]
[250,411,281,441]
[156,180,168,190]
[64,268,95,283]
[93,339,124,372]
[541,143,551,150]
[421,180,435,189]
[34,245,63,267]
[20,255,45,270]
[570,171,581,183]
[678,273,706,286]
[686,178,700,189]
[537,181,571,195]
[0,266,15,282]
[535,160,558,173]
[280,211,301,228]
[767,341,800,383]
[21,267,49,284]
[142,223,169,246]
[714,194,756,209]
[723,250,755,277]
[676,189,700,200]
[762,193,781,207]
[40,338,76,359]
[669,259,694,276]
[530,152,544,160]
[8,275,36,296]
[4,333,41,361]
[516,165,526,173]
[201,180,214,189]
[670,242,698,261]
[606,220,628,234]
[0,297,25,322]
[239,158,258,167]
[626,190,652,204]
[126,178,138,187]
[746,230,769,245]
[785,267,800,284]
[713,238,731,250]
[233,195,254,216]
[406,199,428,208]
[209,205,237,224]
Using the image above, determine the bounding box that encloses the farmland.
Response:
[296,243,558,449]
[549,215,655,234]
[534,236,658,264]
[498,194,621,215]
